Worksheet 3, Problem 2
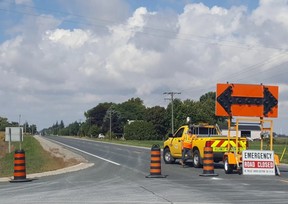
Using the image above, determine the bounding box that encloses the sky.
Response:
[0,0,288,134]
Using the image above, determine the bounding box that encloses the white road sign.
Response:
[5,127,23,142]
[242,150,275,175]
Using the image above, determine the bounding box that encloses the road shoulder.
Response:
[0,135,94,182]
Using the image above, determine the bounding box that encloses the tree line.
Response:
[42,92,226,140]
[0,117,37,134]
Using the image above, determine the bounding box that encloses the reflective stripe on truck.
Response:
[211,140,246,152]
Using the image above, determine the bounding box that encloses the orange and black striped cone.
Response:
[146,144,166,178]
[199,147,218,177]
[10,149,32,183]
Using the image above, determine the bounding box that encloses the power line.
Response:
[0,1,287,52]
[179,51,288,97]
[1,0,288,107]
[164,92,181,134]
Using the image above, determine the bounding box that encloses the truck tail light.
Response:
[205,141,212,147]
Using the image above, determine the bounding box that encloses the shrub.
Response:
[124,121,157,140]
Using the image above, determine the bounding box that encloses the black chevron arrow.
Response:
[263,87,278,116]
[217,85,278,116]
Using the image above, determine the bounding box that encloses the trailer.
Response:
[223,117,280,175]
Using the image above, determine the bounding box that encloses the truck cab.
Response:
[163,123,247,168]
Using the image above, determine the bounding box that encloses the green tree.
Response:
[88,125,101,137]
[200,92,216,124]
[102,108,124,137]
[145,106,168,139]
[59,120,65,129]
[166,98,185,133]
[181,99,198,123]
[117,97,146,121]
[79,122,90,137]
[23,122,37,134]
[124,121,157,140]
[30,124,37,134]
[59,127,69,136]
[0,117,10,131]
[200,91,216,102]
[52,121,59,135]
[67,121,80,136]
[165,92,225,133]
[85,102,113,128]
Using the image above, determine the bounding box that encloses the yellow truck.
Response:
[163,123,248,168]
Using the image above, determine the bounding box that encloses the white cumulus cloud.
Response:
[0,1,288,133]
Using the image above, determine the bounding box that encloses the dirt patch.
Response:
[0,142,5,159]
[0,132,13,159]
[47,147,80,167]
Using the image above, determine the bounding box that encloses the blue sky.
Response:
[0,0,259,42]
[127,0,259,12]
[0,0,288,134]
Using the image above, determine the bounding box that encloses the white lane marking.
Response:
[50,139,120,166]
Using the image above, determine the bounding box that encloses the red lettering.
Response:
[244,160,274,169]
[244,161,255,168]
[256,161,274,168]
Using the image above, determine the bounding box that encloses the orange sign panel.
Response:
[216,83,278,118]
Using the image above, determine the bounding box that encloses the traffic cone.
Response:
[10,149,32,182]
[146,144,166,178]
[199,147,218,177]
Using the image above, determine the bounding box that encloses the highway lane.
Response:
[0,136,288,203]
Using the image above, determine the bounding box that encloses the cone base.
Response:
[10,178,32,183]
[146,174,167,178]
[199,173,218,177]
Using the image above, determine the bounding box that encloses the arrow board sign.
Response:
[216,83,278,118]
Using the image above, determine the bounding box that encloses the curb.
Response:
[0,162,94,183]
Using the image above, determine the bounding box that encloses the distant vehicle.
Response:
[98,133,105,139]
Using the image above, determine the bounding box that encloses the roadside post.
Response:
[8,128,11,153]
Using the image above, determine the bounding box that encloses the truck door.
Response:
[171,127,185,157]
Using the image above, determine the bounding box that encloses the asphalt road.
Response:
[0,136,288,204]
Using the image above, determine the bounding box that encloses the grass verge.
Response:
[0,135,67,177]
[249,138,288,164]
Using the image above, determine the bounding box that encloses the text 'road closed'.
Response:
[242,150,275,175]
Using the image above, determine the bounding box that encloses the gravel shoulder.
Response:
[0,135,94,182]
[34,135,87,164]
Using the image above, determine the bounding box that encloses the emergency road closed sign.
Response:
[242,150,275,175]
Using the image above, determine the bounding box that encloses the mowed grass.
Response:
[0,134,66,177]
[249,138,288,164]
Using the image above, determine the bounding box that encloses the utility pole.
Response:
[164,92,181,134]
[109,109,112,140]
[109,105,114,140]
[19,114,22,150]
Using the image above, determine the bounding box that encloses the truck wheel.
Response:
[163,148,175,164]
[224,158,233,174]
[193,150,202,168]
